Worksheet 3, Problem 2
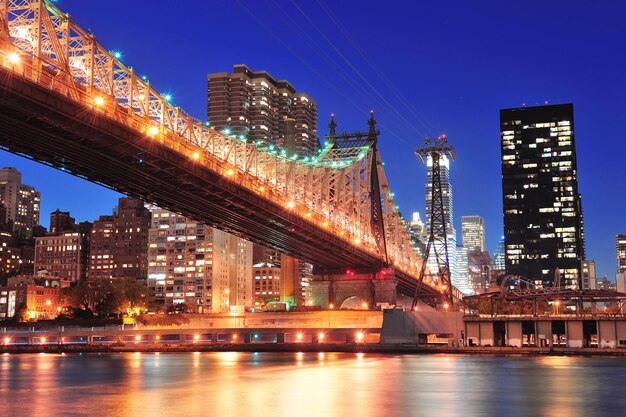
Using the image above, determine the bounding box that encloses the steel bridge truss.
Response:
[0,0,423,279]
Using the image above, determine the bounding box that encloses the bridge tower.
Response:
[412,135,455,309]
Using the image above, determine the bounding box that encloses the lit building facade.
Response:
[581,260,597,290]
[500,104,585,288]
[492,236,506,271]
[89,215,115,280]
[34,232,84,282]
[461,215,485,253]
[0,167,40,239]
[88,198,150,281]
[0,275,67,320]
[425,155,458,288]
[253,263,281,306]
[616,234,626,275]
[147,209,252,313]
[207,64,319,156]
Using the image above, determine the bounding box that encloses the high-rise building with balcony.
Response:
[207,64,319,156]
[500,104,585,289]
[147,208,252,313]
[462,215,486,253]
[0,167,40,240]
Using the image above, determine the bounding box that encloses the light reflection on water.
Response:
[1,352,625,417]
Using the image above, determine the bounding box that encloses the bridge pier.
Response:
[312,268,397,309]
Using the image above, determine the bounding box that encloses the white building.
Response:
[147,208,252,313]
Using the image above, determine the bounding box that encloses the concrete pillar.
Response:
[311,280,331,308]
[373,279,397,306]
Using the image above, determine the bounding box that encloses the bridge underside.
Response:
[0,66,441,300]
[0,67,390,269]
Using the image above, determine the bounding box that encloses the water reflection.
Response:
[0,353,625,417]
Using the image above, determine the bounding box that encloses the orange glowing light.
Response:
[259,186,265,192]
[135,335,141,341]
[226,169,234,176]
[356,332,364,343]
[94,96,105,106]
[41,337,47,343]
[148,126,159,136]
[192,152,200,160]
[287,201,295,209]
[296,333,303,341]
[194,334,200,341]
[8,52,20,64]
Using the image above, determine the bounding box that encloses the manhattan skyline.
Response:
[1,0,625,279]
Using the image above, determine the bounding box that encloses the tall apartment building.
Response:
[207,64,319,156]
[616,235,626,274]
[89,215,115,280]
[34,232,84,282]
[88,198,150,281]
[112,198,150,280]
[147,208,252,313]
[461,215,486,253]
[0,167,40,239]
[425,155,458,288]
[500,104,585,289]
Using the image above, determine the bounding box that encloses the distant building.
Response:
[49,209,75,234]
[616,273,626,294]
[0,275,67,320]
[492,236,506,271]
[147,208,252,313]
[500,104,585,289]
[581,260,597,290]
[253,262,281,306]
[596,277,616,291]
[409,212,428,256]
[112,198,150,280]
[88,215,115,280]
[207,64,319,156]
[456,246,470,293]
[461,215,485,253]
[616,235,626,274]
[0,167,40,239]
[468,251,492,294]
[34,231,85,282]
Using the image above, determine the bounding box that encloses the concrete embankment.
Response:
[4,343,626,356]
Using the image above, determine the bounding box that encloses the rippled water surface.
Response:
[1,352,625,417]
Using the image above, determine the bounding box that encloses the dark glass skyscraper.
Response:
[500,104,584,289]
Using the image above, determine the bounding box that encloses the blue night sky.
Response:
[2,0,625,279]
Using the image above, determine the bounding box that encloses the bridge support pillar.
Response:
[312,269,397,309]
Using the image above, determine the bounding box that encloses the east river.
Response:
[1,352,625,417]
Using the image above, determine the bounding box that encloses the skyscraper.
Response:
[500,104,585,288]
[207,64,319,156]
[616,234,626,274]
[492,236,506,271]
[461,215,485,253]
[425,155,457,288]
[0,167,40,239]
